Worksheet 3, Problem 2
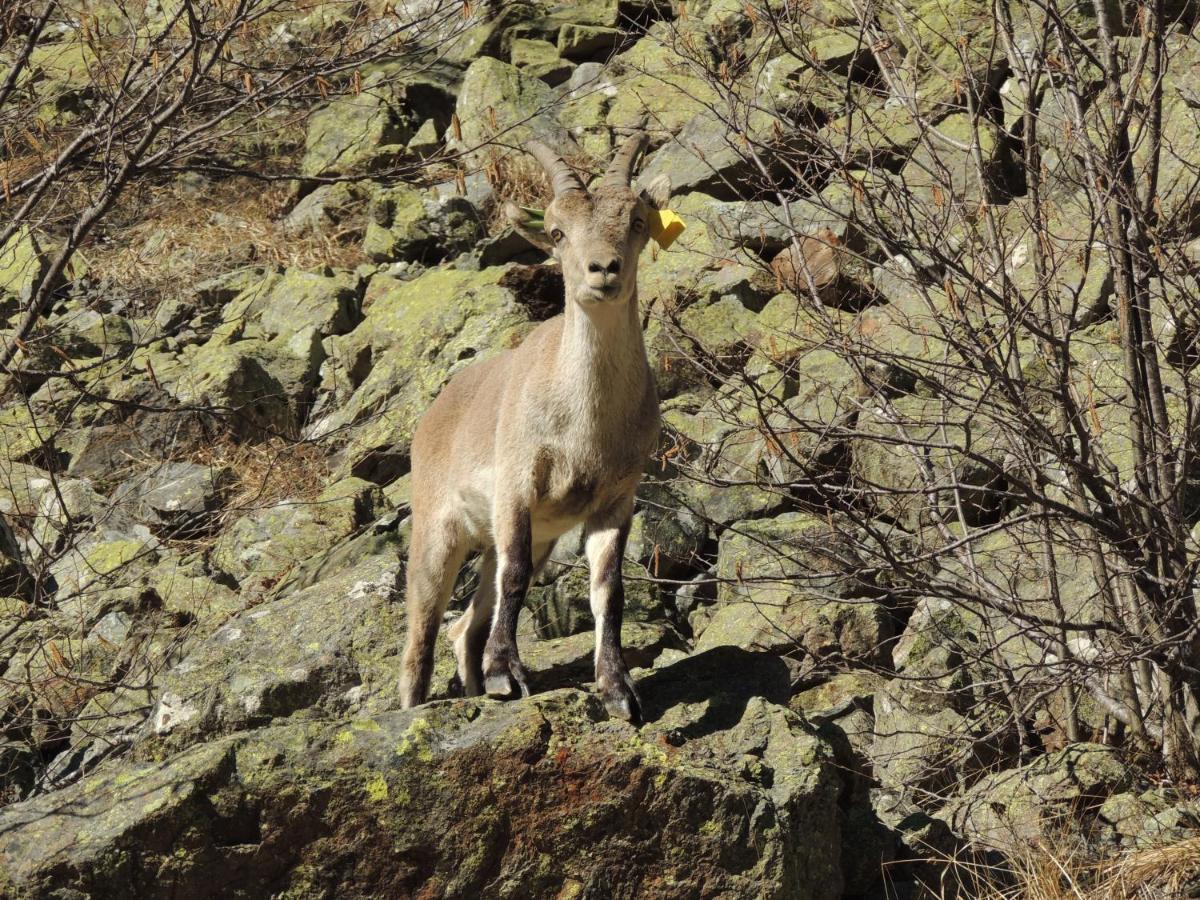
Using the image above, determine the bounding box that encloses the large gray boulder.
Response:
[307,266,533,482]
[147,537,409,753]
[942,743,1134,853]
[451,56,575,164]
[0,651,846,899]
[699,513,891,665]
[363,183,484,264]
[110,461,229,538]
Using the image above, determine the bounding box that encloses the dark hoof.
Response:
[447,673,465,698]
[483,656,531,700]
[602,676,642,725]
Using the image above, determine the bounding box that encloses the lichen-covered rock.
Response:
[877,0,1006,116]
[1,653,845,899]
[700,513,889,664]
[605,32,720,135]
[517,620,679,687]
[871,686,990,800]
[47,308,135,359]
[935,522,1107,682]
[363,183,484,263]
[0,226,49,320]
[27,35,98,100]
[942,743,1133,853]
[110,461,229,537]
[127,267,362,437]
[637,192,747,312]
[255,267,362,341]
[686,189,856,260]
[309,266,532,481]
[659,399,790,525]
[853,394,1009,530]
[639,107,771,199]
[438,2,540,65]
[557,63,616,156]
[283,181,371,237]
[526,555,667,638]
[900,113,1017,210]
[869,788,964,894]
[510,37,574,85]
[65,381,211,484]
[146,538,408,752]
[987,194,1115,324]
[149,552,242,627]
[135,335,305,437]
[451,57,574,164]
[301,89,408,178]
[0,513,31,598]
[871,595,1019,799]
[715,512,875,603]
[211,477,383,590]
[47,531,160,627]
[1099,789,1200,848]
[558,23,623,60]
[743,302,862,482]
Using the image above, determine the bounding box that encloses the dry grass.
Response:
[80,175,366,314]
[1096,835,1200,898]
[192,435,330,516]
[479,147,603,230]
[920,833,1200,899]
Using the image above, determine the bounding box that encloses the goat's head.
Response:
[506,134,672,306]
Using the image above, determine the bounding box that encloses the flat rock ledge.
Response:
[0,650,844,900]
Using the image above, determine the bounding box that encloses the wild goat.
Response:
[399,133,670,722]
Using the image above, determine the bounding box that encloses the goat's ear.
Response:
[504,201,555,252]
[638,174,672,210]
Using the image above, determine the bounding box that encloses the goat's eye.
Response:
[551,228,565,244]
[632,219,646,233]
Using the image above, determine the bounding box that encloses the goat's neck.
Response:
[552,281,647,427]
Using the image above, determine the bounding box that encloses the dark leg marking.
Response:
[483,508,533,699]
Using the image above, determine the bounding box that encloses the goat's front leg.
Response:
[585,500,641,723]
[483,506,533,699]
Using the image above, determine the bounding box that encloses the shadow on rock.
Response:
[638,646,792,741]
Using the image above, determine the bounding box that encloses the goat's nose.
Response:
[587,256,621,275]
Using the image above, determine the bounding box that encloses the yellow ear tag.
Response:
[648,208,686,249]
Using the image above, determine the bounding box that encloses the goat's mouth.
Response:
[582,282,624,303]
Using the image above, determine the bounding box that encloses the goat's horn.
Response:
[526,140,585,197]
[600,131,647,188]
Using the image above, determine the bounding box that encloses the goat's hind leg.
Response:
[399,521,466,708]
[447,549,496,696]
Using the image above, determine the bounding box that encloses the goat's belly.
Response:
[530,476,633,542]
[530,508,589,545]
[454,475,495,546]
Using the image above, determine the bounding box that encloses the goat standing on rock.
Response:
[399,134,671,722]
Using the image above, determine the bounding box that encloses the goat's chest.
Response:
[530,443,638,523]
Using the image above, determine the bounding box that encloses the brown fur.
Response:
[398,137,671,721]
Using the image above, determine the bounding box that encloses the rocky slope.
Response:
[2,0,1200,897]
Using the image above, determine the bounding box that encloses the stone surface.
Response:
[701,513,890,664]
[943,743,1134,853]
[148,538,407,752]
[308,266,532,481]
[363,183,484,264]
[1,657,845,899]
[211,477,383,591]
[452,57,575,164]
[110,461,229,537]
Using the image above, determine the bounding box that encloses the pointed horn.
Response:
[525,140,586,197]
[600,131,648,188]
